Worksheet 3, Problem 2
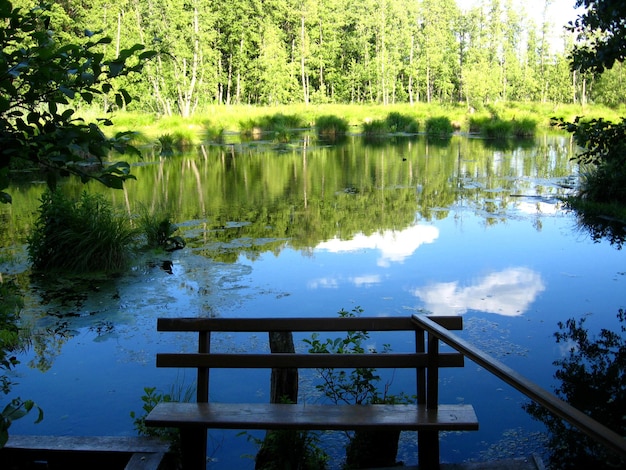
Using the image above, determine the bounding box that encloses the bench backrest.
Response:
[156,315,463,408]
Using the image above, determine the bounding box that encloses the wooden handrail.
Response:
[411,314,626,459]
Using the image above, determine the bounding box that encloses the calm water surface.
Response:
[2,133,625,467]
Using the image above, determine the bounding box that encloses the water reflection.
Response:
[316,224,439,267]
[412,267,545,316]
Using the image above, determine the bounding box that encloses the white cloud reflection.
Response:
[307,274,382,289]
[412,267,545,317]
[316,225,439,267]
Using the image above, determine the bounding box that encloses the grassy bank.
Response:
[84,102,626,147]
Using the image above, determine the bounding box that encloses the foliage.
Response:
[0,277,43,448]
[130,384,193,468]
[0,1,155,204]
[304,307,410,468]
[27,190,137,272]
[304,306,411,404]
[524,310,626,469]
[568,0,626,73]
[553,116,626,204]
[554,117,626,167]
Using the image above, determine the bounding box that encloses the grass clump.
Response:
[157,130,196,156]
[510,117,538,137]
[362,119,390,136]
[315,115,349,141]
[425,116,454,136]
[137,207,184,251]
[385,112,419,133]
[27,190,136,273]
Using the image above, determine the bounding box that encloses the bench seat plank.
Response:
[145,402,478,431]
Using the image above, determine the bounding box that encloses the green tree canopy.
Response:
[0,0,155,203]
[569,0,626,73]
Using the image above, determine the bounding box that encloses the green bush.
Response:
[555,117,626,204]
[27,190,137,273]
[425,116,454,136]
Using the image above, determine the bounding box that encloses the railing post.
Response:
[416,328,426,405]
[417,330,441,470]
[197,331,210,402]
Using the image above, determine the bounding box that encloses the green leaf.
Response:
[109,61,124,77]
[80,91,93,103]
[59,86,75,99]
[139,50,158,60]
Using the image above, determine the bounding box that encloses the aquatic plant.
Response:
[137,207,180,250]
[385,112,419,134]
[362,119,390,136]
[27,190,137,273]
[315,115,349,141]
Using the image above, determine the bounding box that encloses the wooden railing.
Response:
[411,314,626,460]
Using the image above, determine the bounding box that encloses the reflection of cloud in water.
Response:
[316,225,439,267]
[308,274,382,289]
[412,267,545,316]
[516,200,559,215]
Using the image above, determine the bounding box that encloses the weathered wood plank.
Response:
[157,315,462,332]
[4,435,170,453]
[124,452,168,470]
[145,402,478,432]
[156,352,464,369]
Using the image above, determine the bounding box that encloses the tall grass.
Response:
[28,190,137,273]
[385,112,419,133]
[425,116,454,136]
[315,115,349,141]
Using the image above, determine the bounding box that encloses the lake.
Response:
[2,132,625,468]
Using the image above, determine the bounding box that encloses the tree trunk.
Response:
[255,332,299,470]
[269,331,298,403]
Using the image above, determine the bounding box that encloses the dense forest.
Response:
[10,0,626,115]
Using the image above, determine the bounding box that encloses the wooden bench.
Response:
[145,315,478,469]
[1,435,171,469]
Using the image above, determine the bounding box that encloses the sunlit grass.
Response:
[93,102,626,144]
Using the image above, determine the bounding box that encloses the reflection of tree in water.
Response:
[575,213,626,250]
[23,275,118,371]
[28,322,77,372]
